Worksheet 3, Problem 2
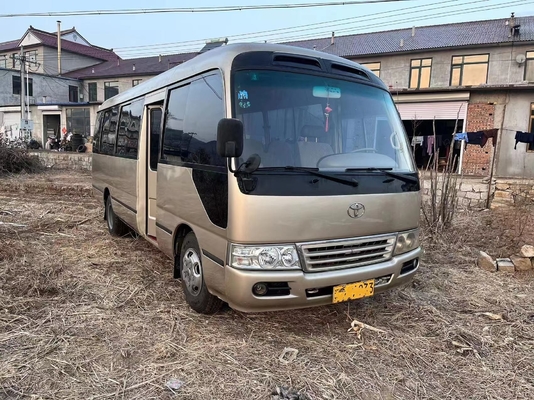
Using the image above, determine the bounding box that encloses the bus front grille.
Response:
[297,235,396,272]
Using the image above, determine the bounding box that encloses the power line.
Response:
[115,0,465,53]
[273,0,529,42]
[115,0,523,58]
[0,0,413,18]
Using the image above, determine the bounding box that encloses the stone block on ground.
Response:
[496,258,515,273]
[496,183,510,190]
[520,245,534,258]
[511,256,533,271]
[478,251,496,272]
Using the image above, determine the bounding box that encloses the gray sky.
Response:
[0,0,532,59]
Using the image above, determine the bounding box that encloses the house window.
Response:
[409,58,432,89]
[450,54,489,86]
[12,76,33,96]
[88,82,97,102]
[12,53,20,68]
[528,103,534,152]
[66,108,91,137]
[69,85,79,103]
[0,55,7,68]
[104,81,119,100]
[132,79,142,87]
[24,50,37,63]
[524,52,534,82]
[360,62,381,77]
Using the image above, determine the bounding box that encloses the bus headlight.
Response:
[394,229,420,255]
[230,244,301,270]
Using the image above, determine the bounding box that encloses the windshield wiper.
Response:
[345,167,418,184]
[258,166,358,187]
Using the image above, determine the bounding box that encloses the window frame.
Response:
[69,85,79,103]
[88,82,98,102]
[0,55,7,68]
[104,81,119,100]
[66,107,91,137]
[360,62,381,78]
[449,53,489,86]
[132,79,142,87]
[409,58,432,89]
[12,75,33,96]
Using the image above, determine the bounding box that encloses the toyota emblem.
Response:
[347,203,365,219]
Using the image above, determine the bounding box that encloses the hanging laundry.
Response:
[454,132,468,142]
[480,128,499,147]
[467,131,485,145]
[427,136,435,155]
[514,131,534,149]
[411,136,424,146]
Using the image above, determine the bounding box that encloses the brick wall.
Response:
[462,103,495,176]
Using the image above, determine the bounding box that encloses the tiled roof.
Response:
[29,28,117,61]
[0,27,117,61]
[0,39,20,52]
[64,52,198,79]
[284,16,534,57]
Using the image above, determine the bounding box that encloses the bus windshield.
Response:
[233,70,415,173]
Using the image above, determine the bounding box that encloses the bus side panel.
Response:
[93,154,138,231]
[156,163,227,297]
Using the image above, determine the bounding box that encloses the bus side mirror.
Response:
[217,118,244,158]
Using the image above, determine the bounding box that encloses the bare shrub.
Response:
[421,116,462,238]
[508,182,534,241]
[0,133,42,174]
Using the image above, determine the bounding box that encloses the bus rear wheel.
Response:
[179,232,223,314]
[105,196,129,237]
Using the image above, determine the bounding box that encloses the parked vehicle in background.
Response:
[92,43,421,314]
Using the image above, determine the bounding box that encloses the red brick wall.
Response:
[463,103,495,176]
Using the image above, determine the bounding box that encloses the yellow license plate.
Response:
[332,280,375,304]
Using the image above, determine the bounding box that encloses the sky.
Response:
[1,0,533,59]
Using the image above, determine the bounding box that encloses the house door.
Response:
[146,105,162,238]
[43,114,61,139]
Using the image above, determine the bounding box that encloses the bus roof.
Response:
[98,42,386,110]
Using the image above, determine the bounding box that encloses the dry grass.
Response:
[1,171,533,400]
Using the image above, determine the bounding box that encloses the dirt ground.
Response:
[1,171,533,400]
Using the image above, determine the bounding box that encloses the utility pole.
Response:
[19,46,25,138]
[12,47,40,140]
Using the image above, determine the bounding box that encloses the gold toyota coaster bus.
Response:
[92,43,421,314]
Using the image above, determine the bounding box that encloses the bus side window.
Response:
[100,110,112,155]
[150,108,162,170]
[117,99,143,159]
[93,112,103,154]
[162,84,189,163]
[182,72,225,167]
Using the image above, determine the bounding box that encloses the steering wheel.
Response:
[351,148,377,153]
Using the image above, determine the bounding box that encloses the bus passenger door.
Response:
[147,106,162,238]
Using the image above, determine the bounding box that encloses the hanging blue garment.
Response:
[454,132,468,142]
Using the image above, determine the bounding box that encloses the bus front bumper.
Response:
[222,247,421,313]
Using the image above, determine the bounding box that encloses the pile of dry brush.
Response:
[0,134,42,174]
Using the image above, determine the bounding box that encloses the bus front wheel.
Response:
[179,232,224,314]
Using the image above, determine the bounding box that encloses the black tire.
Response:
[179,232,224,314]
[105,196,130,237]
